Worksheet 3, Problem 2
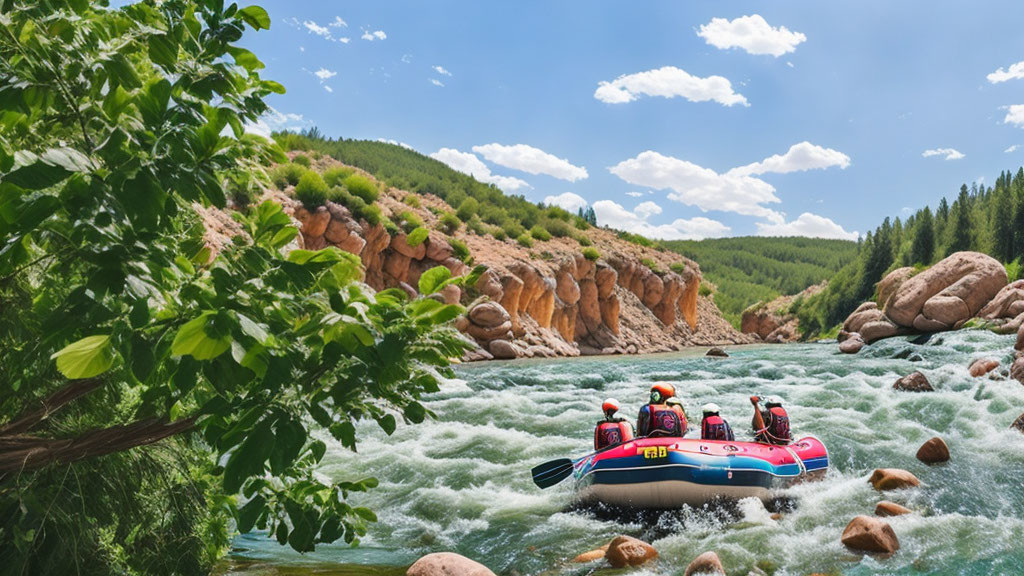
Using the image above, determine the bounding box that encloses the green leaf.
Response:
[378,414,396,436]
[417,266,452,295]
[237,5,271,30]
[353,507,377,522]
[172,312,232,360]
[403,402,427,424]
[308,440,327,462]
[223,420,275,493]
[237,495,265,533]
[269,417,307,475]
[328,421,356,449]
[51,335,115,379]
[148,32,178,68]
[227,46,264,71]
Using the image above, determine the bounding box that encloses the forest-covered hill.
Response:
[795,168,1024,336]
[663,237,859,327]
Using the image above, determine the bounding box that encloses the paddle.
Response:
[530,457,577,489]
[750,395,767,441]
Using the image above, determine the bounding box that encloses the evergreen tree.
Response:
[859,219,893,300]
[947,185,973,254]
[992,188,1016,262]
[910,207,935,265]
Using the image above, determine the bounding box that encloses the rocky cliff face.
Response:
[219,155,751,360]
[740,282,826,343]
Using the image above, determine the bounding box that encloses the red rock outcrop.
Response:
[741,282,826,343]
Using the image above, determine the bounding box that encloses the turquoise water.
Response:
[224,331,1024,575]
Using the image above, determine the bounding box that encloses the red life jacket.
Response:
[762,407,791,444]
[701,415,735,441]
[594,419,634,450]
[639,404,687,437]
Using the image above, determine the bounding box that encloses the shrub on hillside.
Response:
[576,234,592,247]
[295,171,329,209]
[269,163,306,189]
[457,197,480,221]
[501,220,525,239]
[403,194,421,208]
[490,226,507,241]
[394,210,424,233]
[542,217,573,238]
[406,227,430,247]
[640,257,662,274]
[517,233,533,248]
[574,216,590,230]
[448,237,471,262]
[292,154,311,167]
[328,186,383,226]
[438,212,461,234]
[670,262,686,274]
[323,166,355,187]
[343,174,379,204]
[699,283,713,297]
[582,247,600,261]
[530,225,552,242]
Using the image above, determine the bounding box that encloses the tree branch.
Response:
[0,378,104,436]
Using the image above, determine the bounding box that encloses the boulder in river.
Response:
[1017,323,1024,352]
[893,371,933,392]
[869,468,921,490]
[571,543,609,563]
[1012,413,1024,432]
[684,550,726,575]
[605,535,658,568]
[969,358,999,377]
[841,515,900,554]
[406,552,496,576]
[875,501,912,517]
[706,347,729,358]
[916,436,950,464]
[839,333,865,354]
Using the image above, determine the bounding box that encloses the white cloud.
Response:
[303,20,330,37]
[594,66,748,107]
[593,200,730,240]
[1005,105,1024,128]
[756,212,858,240]
[987,61,1024,83]
[323,86,333,93]
[729,141,851,177]
[430,78,445,87]
[697,14,806,57]
[472,143,589,182]
[330,16,347,28]
[338,37,350,44]
[429,148,530,191]
[786,61,794,68]
[433,65,452,76]
[543,192,588,212]
[378,138,413,150]
[362,29,387,41]
[609,150,783,222]
[401,54,413,64]
[921,148,965,161]
[314,68,337,81]
[1006,144,1020,153]
[244,108,309,138]
[625,191,645,197]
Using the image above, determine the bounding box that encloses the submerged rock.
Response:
[893,371,934,392]
[571,543,609,563]
[706,346,729,357]
[1013,355,1024,384]
[869,468,921,490]
[916,436,950,464]
[605,535,658,568]
[406,552,496,576]
[684,551,726,575]
[969,358,1000,377]
[1012,413,1024,432]
[841,515,900,554]
[875,501,912,517]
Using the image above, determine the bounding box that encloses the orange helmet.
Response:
[650,383,675,404]
[602,398,620,415]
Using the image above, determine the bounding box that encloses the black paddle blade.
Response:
[531,458,574,489]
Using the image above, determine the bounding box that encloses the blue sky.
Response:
[240,1,1024,241]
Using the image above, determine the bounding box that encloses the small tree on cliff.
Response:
[0,2,470,573]
[910,206,936,265]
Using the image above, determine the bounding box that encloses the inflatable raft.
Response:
[573,436,829,508]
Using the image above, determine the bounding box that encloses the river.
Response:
[220,330,1024,575]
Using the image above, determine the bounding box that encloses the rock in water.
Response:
[706,347,729,357]
[969,358,1000,377]
[406,552,496,576]
[684,551,726,575]
[1017,323,1024,352]
[893,371,934,392]
[875,501,912,517]
[605,535,658,568]
[916,436,950,464]
[841,515,900,554]
[839,333,865,354]
[571,542,610,563]
[1012,413,1024,432]
[869,468,921,490]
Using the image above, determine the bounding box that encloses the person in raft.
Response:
[593,398,635,450]
[750,395,792,445]
[699,402,735,441]
[636,383,688,438]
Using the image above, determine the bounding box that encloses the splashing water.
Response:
[224,330,1024,575]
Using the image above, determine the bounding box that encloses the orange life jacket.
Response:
[594,418,634,450]
[758,406,791,444]
[638,403,687,437]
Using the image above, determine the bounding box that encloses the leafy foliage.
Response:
[343,174,379,204]
[294,170,329,209]
[582,247,600,261]
[0,2,470,574]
